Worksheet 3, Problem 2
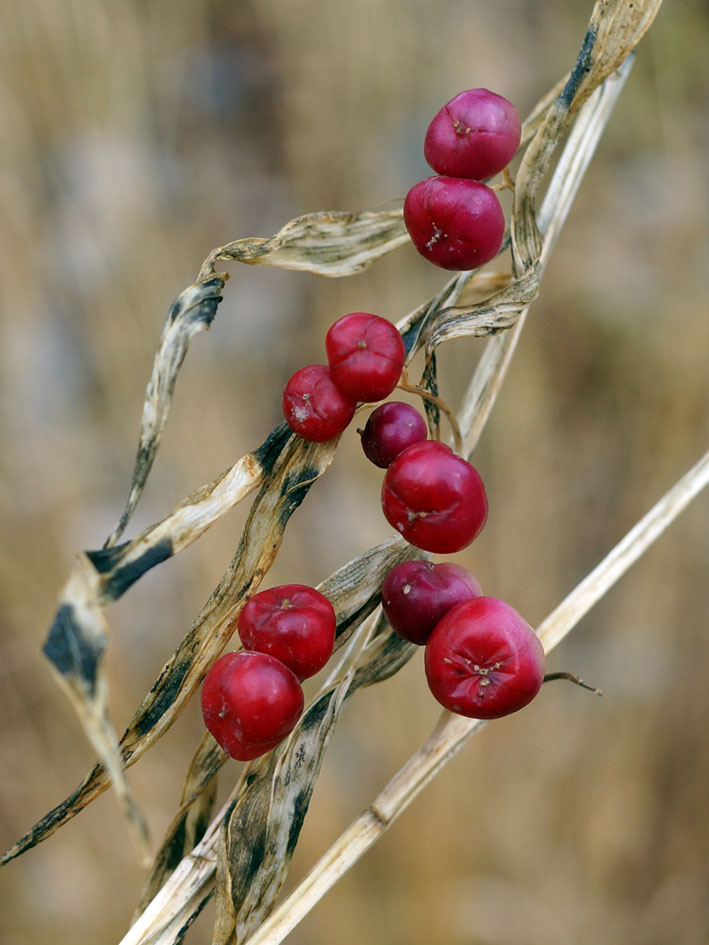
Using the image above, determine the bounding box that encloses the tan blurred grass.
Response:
[0,1,708,944]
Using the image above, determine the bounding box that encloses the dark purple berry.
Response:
[382,560,482,645]
[359,402,428,468]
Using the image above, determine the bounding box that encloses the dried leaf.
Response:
[42,556,151,863]
[212,618,415,945]
[424,263,541,352]
[106,276,226,547]
[137,733,225,914]
[2,429,334,865]
[201,209,407,279]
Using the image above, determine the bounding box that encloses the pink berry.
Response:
[325,312,406,402]
[382,561,482,645]
[201,651,304,761]
[381,441,488,554]
[283,364,356,442]
[403,176,504,271]
[424,597,545,719]
[424,88,521,180]
[238,584,336,680]
[359,401,428,468]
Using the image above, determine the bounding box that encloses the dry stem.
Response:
[240,448,709,945]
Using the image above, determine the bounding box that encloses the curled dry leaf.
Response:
[424,263,541,354]
[42,556,151,864]
[199,209,408,280]
[106,276,226,548]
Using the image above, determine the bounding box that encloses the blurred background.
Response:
[1,1,707,943]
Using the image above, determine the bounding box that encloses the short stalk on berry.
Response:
[397,368,463,455]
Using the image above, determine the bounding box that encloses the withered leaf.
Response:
[106,276,226,548]
[203,209,408,279]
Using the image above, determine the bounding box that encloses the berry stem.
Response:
[543,671,603,696]
[491,166,516,194]
[397,369,463,455]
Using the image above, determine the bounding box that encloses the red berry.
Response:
[381,441,488,554]
[201,651,304,761]
[424,597,545,719]
[424,88,521,181]
[403,176,504,271]
[382,561,482,645]
[325,312,406,402]
[283,364,356,442]
[238,584,336,680]
[359,401,428,468]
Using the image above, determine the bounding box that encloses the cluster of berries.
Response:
[282,311,406,443]
[382,561,544,719]
[200,88,544,763]
[201,584,336,760]
[404,88,521,271]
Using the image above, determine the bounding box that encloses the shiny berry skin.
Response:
[424,597,545,719]
[381,441,488,553]
[325,312,406,402]
[201,651,304,761]
[238,584,336,680]
[403,176,504,271]
[382,561,482,645]
[424,88,521,181]
[283,364,356,442]
[359,401,428,468]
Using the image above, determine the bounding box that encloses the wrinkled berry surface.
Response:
[382,560,482,645]
[326,312,405,402]
[282,364,356,442]
[404,176,504,271]
[424,597,545,719]
[359,401,428,468]
[424,88,521,180]
[381,441,488,553]
[238,584,336,679]
[201,651,304,761]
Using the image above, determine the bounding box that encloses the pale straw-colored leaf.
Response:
[42,555,151,865]
[198,209,407,280]
[106,275,226,548]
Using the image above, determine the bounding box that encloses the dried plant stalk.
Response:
[3,6,678,945]
[118,5,672,940]
[239,447,709,945]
